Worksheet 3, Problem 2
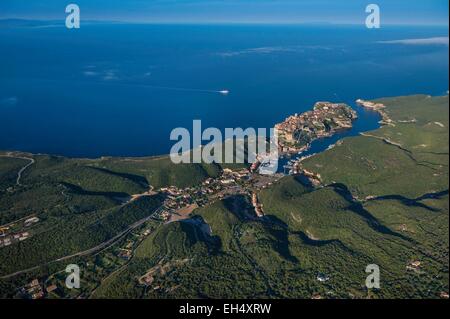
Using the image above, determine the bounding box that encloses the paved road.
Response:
[0,154,35,186]
[0,206,163,280]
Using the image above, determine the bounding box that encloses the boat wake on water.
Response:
[127,83,229,95]
[24,77,230,95]
[97,81,230,95]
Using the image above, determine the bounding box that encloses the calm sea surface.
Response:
[0,24,448,157]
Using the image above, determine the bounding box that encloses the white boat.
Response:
[219,90,229,95]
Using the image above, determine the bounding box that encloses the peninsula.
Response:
[275,102,357,154]
[0,95,448,300]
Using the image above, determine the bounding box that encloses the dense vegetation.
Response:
[0,154,220,278]
[0,95,448,299]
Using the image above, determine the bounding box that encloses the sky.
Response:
[0,0,448,25]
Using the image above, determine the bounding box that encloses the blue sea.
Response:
[0,23,448,158]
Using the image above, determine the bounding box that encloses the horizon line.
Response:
[0,17,449,28]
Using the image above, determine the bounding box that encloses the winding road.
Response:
[0,206,164,279]
[0,153,165,279]
[0,154,35,186]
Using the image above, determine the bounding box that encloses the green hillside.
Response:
[0,95,448,299]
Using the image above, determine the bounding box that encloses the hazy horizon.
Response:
[0,0,448,26]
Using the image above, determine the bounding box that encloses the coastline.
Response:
[0,93,448,299]
[281,98,390,180]
[0,99,375,165]
[1,94,443,170]
[277,98,386,174]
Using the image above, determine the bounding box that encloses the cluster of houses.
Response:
[157,168,253,222]
[161,186,195,211]
[23,279,44,299]
[149,165,285,224]
[275,102,357,154]
[19,279,58,299]
[0,231,29,248]
[0,216,39,248]
[221,168,252,183]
